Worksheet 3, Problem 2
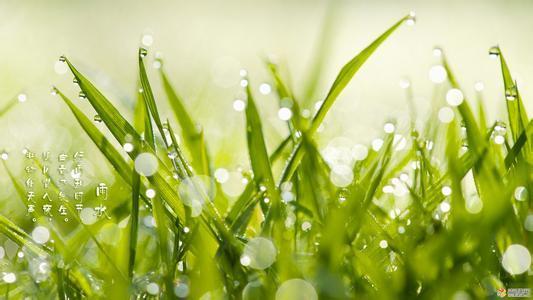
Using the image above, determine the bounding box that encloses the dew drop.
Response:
[2,273,16,283]
[146,188,156,198]
[17,93,27,102]
[54,60,68,74]
[383,122,395,134]
[80,208,97,225]
[174,281,190,298]
[406,12,416,26]
[233,99,246,111]
[31,226,50,244]
[439,201,451,213]
[524,215,533,232]
[446,89,464,106]
[214,168,229,183]
[0,151,8,161]
[399,78,410,89]
[146,282,160,295]
[123,142,134,153]
[514,186,528,201]
[278,107,293,121]
[505,86,517,101]
[474,81,484,92]
[139,48,148,58]
[501,244,531,275]
[465,196,483,214]
[134,152,159,176]
[352,144,368,161]
[379,240,388,248]
[441,185,452,196]
[141,34,154,47]
[429,65,447,83]
[493,135,505,145]
[488,46,500,59]
[301,221,312,232]
[79,91,87,99]
[372,139,384,151]
[259,83,272,95]
[241,237,277,270]
[93,115,102,123]
[275,279,317,300]
[438,107,455,123]
[330,165,353,187]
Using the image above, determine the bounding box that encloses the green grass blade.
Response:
[309,15,408,134]
[64,58,140,146]
[159,61,211,175]
[243,80,282,235]
[496,48,529,143]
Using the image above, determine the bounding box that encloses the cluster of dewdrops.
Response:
[1,226,53,285]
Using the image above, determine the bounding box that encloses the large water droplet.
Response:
[31,226,50,244]
[241,237,277,270]
[514,186,528,201]
[134,152,159,176]
[501,244,531,275]
[446,88,464,106]
[275,279,317,300]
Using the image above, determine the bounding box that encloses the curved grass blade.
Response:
[243,80,282,235]
[0,214,50,258]
[278,15,410,184]
[309,15,409,134]
[496,48,529,143]
[0,95,18,117]
[64,58,140,146]
[159,60,211,175]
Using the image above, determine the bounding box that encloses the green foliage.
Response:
[0,14,531,299]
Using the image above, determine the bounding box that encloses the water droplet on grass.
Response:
[31,226,50,244]
[406,12,416,26]
[429,65,447,83]
[505,86,517,101]
[139,48,148,58]
[134,152,158,176]
[488,46,500,59]
[259,83,271,95]
[141,34,154,47]
[233,99,246,111]
[241,237,277,270]
[275,279,317,300]
[514,186,528,201]
[3,273,16,283]
[438,107,455,123]
[278,107,292,121]
[446,89,464,106]
[502,244,531,275]
[17,93,27,102]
